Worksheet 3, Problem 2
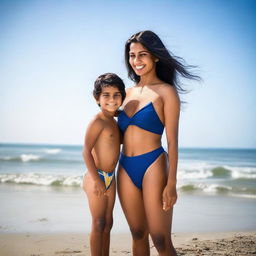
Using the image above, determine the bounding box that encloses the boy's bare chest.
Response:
[101,122,119,141]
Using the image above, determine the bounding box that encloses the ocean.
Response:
[0,143,256,233]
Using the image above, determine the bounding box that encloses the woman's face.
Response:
[129,42,157,77]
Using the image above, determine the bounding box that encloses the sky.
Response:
[0,0,256,148]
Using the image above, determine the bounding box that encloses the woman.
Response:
[117,30,198,256]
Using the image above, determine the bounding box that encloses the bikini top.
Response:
[118,102,164,135]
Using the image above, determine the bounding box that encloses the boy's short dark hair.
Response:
[93,73,126,103]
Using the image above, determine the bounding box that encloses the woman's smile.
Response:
[129,42,157,77]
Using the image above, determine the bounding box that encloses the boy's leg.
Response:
[84,173,108,256]
[102,179,116,256]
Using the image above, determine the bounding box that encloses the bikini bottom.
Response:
[119,146,165,190]
[97,169,115,190]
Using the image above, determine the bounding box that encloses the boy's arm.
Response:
[115,111,123,144]
[119,128,123,145]
[82,117,105,195]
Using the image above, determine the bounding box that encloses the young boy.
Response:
[82,73,125,256]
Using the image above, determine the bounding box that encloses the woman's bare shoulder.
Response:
[122,86,136,105]
[125,86,135,94]
[157,84,179,102]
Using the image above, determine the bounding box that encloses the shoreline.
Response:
[1,184,256,234]
[0,231,255,256]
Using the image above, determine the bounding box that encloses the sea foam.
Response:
[20,154,41,162]
[44,148,62,154]
[0,173,83,187]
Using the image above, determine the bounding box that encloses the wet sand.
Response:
[0,231,255,256]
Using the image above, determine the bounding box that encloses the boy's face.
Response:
[97,86,122,113]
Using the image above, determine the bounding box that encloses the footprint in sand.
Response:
[120,251,131,254]
[55,250,82,254]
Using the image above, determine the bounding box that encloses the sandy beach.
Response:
[0,231,255,256]
[1,145,256,255]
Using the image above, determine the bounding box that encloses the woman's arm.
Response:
[161,86,180,211]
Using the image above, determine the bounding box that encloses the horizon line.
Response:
[0,142,255,150]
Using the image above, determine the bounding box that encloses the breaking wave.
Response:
[0,173,82,187]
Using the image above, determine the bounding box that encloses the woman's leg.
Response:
[142,153,177,256]
[84,173,108,256]
[102,179,116,256]
[117,166,150,256]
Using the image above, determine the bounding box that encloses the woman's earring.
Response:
[155,58,159,62]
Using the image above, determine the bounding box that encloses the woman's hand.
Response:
[162,182,177,211]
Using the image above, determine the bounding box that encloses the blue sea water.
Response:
[0,143,256,233]
[0,144,255,198]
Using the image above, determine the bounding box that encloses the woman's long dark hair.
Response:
[125,30,200,93]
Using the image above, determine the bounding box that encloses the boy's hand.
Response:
[93,179,106,196]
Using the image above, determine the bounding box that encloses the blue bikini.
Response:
[118,102,165,189]
[118,102,164,135]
